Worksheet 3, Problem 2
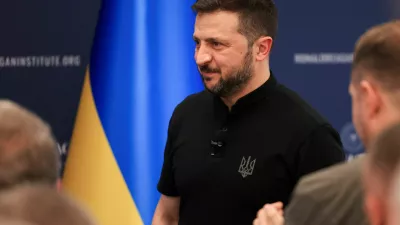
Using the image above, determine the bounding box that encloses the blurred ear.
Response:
[360,80,382,120]
[365,194,379,225]
[364,184,387,225]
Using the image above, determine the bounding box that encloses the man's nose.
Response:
[195,45,212,66]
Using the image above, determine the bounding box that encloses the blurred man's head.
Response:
[349,20,400,148]
[0,217,37,225]
[0,99,60,189]
[0,184,96,225]
[192,0,277,98]
[362,123,400,225]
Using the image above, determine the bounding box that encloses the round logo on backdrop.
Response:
[340,122,364,155]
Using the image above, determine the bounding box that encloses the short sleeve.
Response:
[295,124,345,180]
[157,110,180,197]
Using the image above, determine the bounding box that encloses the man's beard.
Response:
[199,49,253,97]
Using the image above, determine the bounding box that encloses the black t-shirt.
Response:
[157,72,345,225]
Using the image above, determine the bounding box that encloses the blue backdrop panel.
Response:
[272,0,390,158]
[0,0,101,169]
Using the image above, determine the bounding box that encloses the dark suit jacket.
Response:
[284,155,369,225]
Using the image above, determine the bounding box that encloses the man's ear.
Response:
[365,193,386,225]
[360,79,382,120]
[254,36,273,61]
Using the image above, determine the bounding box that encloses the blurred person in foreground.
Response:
[0,99,61,190]
[0,100,97,224]
[364,123,400,225]
[152,0,345,224]
[0,217,37,225]
[0,99,60,190]
[254,20,400,225]
[0,184,96,225]
[387,147,400,225]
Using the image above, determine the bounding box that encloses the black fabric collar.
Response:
[213,70,278,116]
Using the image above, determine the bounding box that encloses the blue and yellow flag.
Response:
[62,0,202,224]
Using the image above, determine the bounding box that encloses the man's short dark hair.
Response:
[0,100,60,189]
[191,0,278,45]
[352,20,400,90]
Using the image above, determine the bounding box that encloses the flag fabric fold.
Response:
[62,0,202,224]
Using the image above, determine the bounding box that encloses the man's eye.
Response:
[212,42,221,47]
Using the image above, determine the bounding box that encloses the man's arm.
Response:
[295,124,345,180]
[152,195,180,225]
[153,104,182,225]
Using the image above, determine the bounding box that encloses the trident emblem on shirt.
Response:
[238,156,256,178]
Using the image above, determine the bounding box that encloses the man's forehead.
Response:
[194,11,239,38]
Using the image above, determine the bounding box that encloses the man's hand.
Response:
[253,202,284,225]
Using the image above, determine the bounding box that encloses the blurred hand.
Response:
[270,202,284,216]
[253,202,284,225]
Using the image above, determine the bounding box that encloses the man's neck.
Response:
[367,109,400,149]
[221,69,270,110]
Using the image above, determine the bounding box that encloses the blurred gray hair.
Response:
[0,184,96,225]
[0,99,60,189]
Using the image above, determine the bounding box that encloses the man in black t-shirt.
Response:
[151,1,345,225]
